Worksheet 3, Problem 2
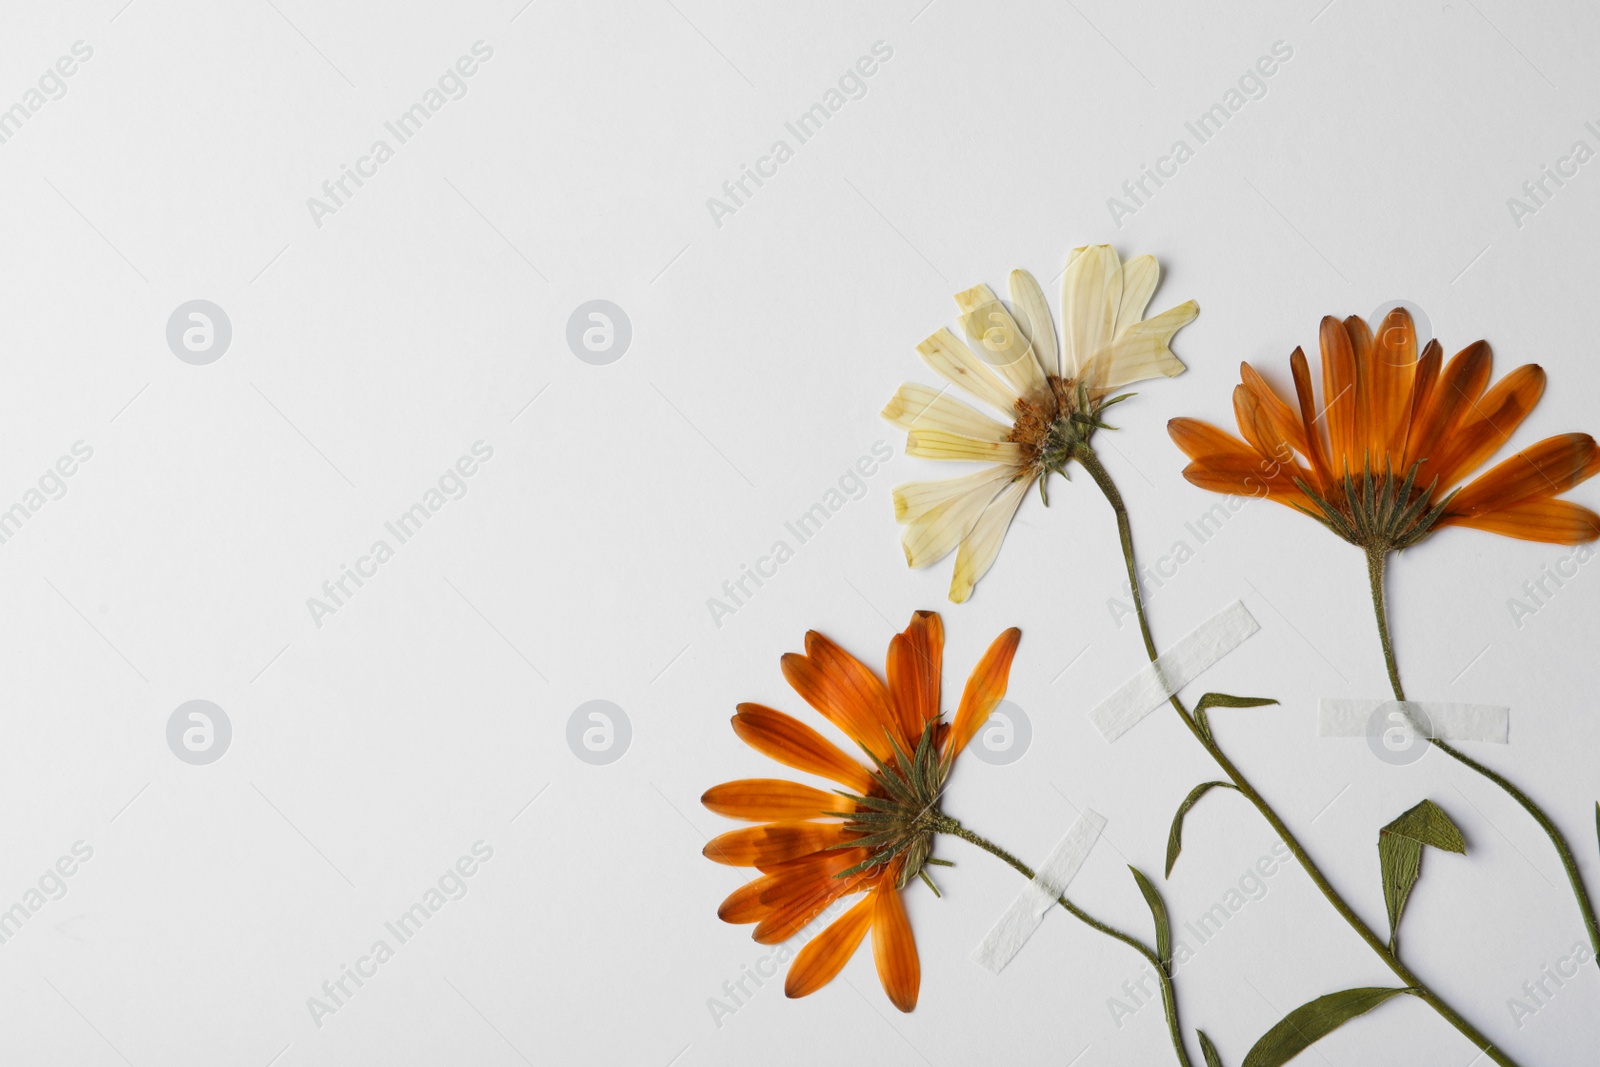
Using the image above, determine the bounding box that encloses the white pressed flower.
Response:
[883,245,1198,602]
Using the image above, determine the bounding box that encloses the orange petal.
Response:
[1319,316,1360,475]
[1429,365,1546,490]
[753,863,875,944]
[1290,346,1334,491]
[784,634,900,759]
[1364,309,1418,465]
[731,704,875,794]
[718,875,779,924]
[1179,455,1310,507]
[871,883,920,1012]
[1407,340,1491,468]
[1439,498,1600,544]
[887,611,943,742]
[702,820,856,867]
[785,893,875,999]
[946,627,1021,761]
[1233,385,1304,475]
[702,779,844,822]
[1240,362,1310,457]
[1400,339,1442,464]
[1167,417,1258,463]
[1447,433,1600,516]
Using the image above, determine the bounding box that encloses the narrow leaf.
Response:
[1198,1030,1224,1067]
[1166,781,1238,878]
[1377,799,1466,948]
[1194,692,1279,737]
[1129,866,1172,972]
[1242,987,1415,1067]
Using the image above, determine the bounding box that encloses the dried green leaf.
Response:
[1166,781,1238,878]
[1129,866,1172,973]
[1378,800,1466,952]
[1193,693,1279,738]
[1198,1030,1224,1067]
[1242,987,1415,1067]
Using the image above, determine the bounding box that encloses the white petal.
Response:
[1114,254,1159,337]
[1008,269,1059,380]
[915,327,1018,416]
[906,430,1027,464]
[893,466,1013,523]
[949,476,1031,602]
[1084,300,1199,390]
[882,383,1013,441]
[900,472,1015,568]
[953,284,1048,402]
[1062,245,1123,377]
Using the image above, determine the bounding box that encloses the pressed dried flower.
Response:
[702,611,1020,1012]
[885,245,1197,601]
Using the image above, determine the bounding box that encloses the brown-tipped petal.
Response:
[1290,346,1334,490]
[1239,362,1309,456]
[785,637,900,759]
[785,894,875,999]
[871,883,920,1013]
[718,874,780,924]
[1400,339,1442,464]
[753,864,875,944]
[1447,433,1600,516]
[1439,498,1600,544]
[1343,314,1379,462]
[731,704,875,794]
[1364,309,1418,466]
[887,611,943,742]
[701,779,844,822]
[946,627,1021,760]
[1429,364,1546,490]
[1407,340,1492,468]
[1319,316,1360,476]
[702,820,856,867]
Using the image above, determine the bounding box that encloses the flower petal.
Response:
[916,327,1019,416]
[1365,309,1418,464]
[893,467,1014,525]
[1319,315,1360,476]
[887,611,943,743]
[1289,346,1334,491]
[949,475,1031,603]
[785,893,875,999]
[1008,269,1058,380]
[731,703,875,793]
[1114,254,1159,337]
[1061,245,1123,377]
[703,820,856,867]
[1429,364,1545,490]
[753,859,876,944]
[955,284,1049,403]
[906,429,1027,465]
[1082,300,1198,390]
[946,627,1021,760]
[1406,340,1491,469]
[1168,417,1256,463]
[783,640,898,759]
[882,383,1013,442]
[899,471,1015,569]
[1239,362,1310,457]
[871,883,920,1013]
[1446,433,1600,516]
[701,779,844,821]
[1439,497,1600,543]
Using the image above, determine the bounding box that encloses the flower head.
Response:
[702,611,1021,1012]
[884,245,1198,601]
[1169,309,1600,549]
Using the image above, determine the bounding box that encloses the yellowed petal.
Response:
[1061,245,1123,377]
[882,383,1012,441]
[901,473,1014,568]
[949,475,1031,602]
[893,467,1013,523]
[906,430,1026,464]
[915,327,1018,415]
[1008,269,1059,380]
[954,283,1047,402]
[1114,254,1159,337]
[1084,299,1199,390]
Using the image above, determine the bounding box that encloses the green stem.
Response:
[937,816,1194,1067]
[1075,444,1519,1067]
[1365,545,1600,971]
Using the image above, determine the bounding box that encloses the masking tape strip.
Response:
[1089,601,1260,742]
[972,809,1106,974]
[1317,698,1509,744]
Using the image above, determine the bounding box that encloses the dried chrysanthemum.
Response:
[1168,308,1600,550]
[702,611,1019,1012]
[884,245,1198,601]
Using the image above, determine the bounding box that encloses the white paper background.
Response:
[1,0,1597,1064]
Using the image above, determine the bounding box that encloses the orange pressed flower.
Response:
[702,611,1020,1012]
[1168,308,1600,548]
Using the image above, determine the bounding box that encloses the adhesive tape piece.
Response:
[1089,601,1260,742]
[972,810,1106,974]
[1318,698,1509,743]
